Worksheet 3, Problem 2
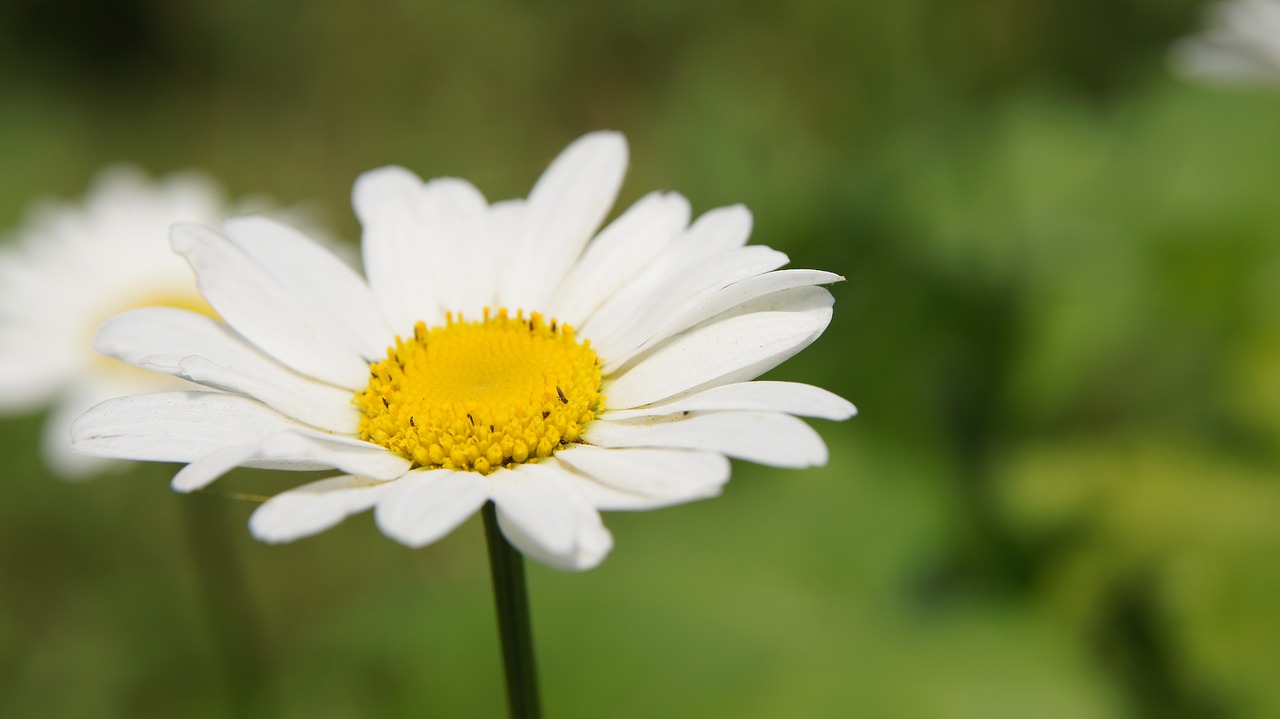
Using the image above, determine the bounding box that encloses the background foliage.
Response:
[3,1,1279,717]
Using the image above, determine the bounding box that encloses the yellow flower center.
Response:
[355,309,604,474]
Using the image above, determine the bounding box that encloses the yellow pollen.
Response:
[355,308,604,474]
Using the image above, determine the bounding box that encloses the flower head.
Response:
[72,132,855,570]
[0,168,230,477]
[1171,0,1280,86]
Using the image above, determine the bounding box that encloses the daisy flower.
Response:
[0,168,232,477]
[1170,0,1280,86]
[72,132,854,570]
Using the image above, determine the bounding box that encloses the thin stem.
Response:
[181,494,272,719]
[482,502,542,719]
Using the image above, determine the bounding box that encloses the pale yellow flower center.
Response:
[355,309,604,474]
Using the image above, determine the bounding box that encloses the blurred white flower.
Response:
[0,168,235,477]
[1171,0,1280,86]
[71,132,855,570]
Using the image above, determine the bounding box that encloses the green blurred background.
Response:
[3,0,1280,717]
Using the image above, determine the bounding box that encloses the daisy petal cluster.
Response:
[71,132,854,570]
[1171,0,1280,86]
[0,168,231,477]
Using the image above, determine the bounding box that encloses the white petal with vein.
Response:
[548,191,690,328]
[374,470,490,547]
[170,429,409,492]
[498,132,628,312]
[491,463,613,570]
[353,166,445,332]
[94,307,358,433]
[171,223,369,388]
[71,391,302,462]
[594,245,790,367]
[223,216,392,359]
[251,475,395,543]
[604,311,825,409]
[610,269,843,367]
[602,381,856,421]
[555,445,730,509]
[584,411,829,468]
[578,205,752,341]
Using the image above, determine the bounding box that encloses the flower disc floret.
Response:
[356,309,604,474]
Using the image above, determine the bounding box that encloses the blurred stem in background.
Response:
[483,502,541,719]
[181,495,272,719]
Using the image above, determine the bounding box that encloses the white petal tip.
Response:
[170,476,203,494]
[169,222,218,252]
[351,165,423,219]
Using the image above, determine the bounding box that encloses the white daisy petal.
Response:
[352,166,446,331]
[94,307,359,433]
[250,475,396,544]
[58,132,851,568]
[706,283,835,321]
[498,131,629,312]
[40,376,145,479]
[583,411,829,468]
[173,357,359,434]
[607,269,844,368]
[638,285,835,380]
[547,191,691,328]
[170,429,410,493]
[412,178,494,320]
[71,391,303,462]
[0,353,69,414]
[601,381,856,422]
[222,216,392,359]
[491,463,614,570]
[554,445,730,509]
[171,223,369,389]
[490,468,575,557]
[486,199,525,279]
[374,469,490,548]
[593,245,791,367]
[604,310,826,409]
[577,204,752,337]
[1172,0,1280,85]
[544,463,658,511]
[0,167,240,473]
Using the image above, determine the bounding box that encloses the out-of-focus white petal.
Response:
[1171,0,1280,85]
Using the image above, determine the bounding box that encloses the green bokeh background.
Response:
[3,1,1280,717]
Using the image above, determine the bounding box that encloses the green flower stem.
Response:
[181,494,271,718]
[482,501,542,719]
